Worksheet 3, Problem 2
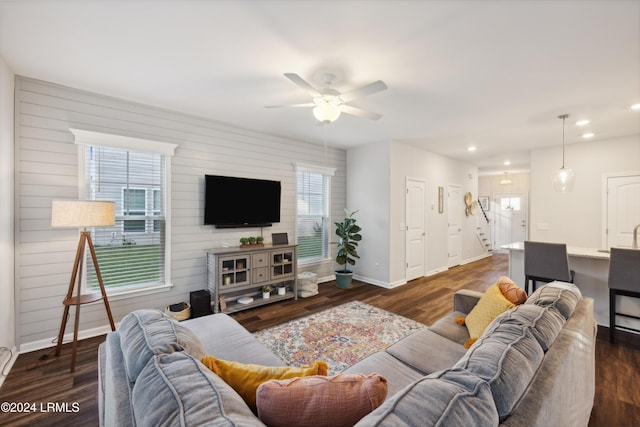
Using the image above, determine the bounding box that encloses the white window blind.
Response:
[296,164,335,262]
[71,128,177,293]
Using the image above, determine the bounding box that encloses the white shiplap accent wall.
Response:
[15,76,346,349]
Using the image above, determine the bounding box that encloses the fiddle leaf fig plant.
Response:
[334,209,362,273]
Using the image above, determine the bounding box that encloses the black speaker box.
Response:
[190,290,212,318]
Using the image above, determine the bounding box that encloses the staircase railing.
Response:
[477,198,490,224]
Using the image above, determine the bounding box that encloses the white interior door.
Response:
[447,184,462,267]
[606,174,640,248]
[406,178,426,281]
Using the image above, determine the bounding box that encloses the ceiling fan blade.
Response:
[339,80,387,103]
[284,73,322,97]
[264,103,315,109]
[341,104,383,121]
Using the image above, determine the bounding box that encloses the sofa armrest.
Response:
[453,289,484,314]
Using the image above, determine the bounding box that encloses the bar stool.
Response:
[524,241,575,295]
[608,247,640,343]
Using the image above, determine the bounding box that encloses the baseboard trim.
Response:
[19,323,117,355]
[425,267,449,277]
[317,274,336,284]
[460,253,493,265]
[352,274,404,289]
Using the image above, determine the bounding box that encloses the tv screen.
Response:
[204,175,281,228]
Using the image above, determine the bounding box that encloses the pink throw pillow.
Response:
[256,373,388,427]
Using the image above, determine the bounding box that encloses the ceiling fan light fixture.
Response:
[313,100,341,123]
[552,114,576,192]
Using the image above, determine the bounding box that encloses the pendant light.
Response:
[552,114,575,192]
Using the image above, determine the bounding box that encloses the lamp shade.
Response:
[552,167,575,192]
[51,200,115,227]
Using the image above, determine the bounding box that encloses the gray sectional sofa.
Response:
[98,281,596,426]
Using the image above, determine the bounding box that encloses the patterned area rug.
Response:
[253,300,426,374]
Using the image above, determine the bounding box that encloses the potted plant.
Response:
[333,209,362,289]
[248,236,257,245]
[256,236,264,246]
[262,285,272,299]
[276,285,286,296]
[239,237,249,247]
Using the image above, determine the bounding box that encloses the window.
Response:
[72,129,176,294]
[122,187,161,233]
[296,164,335,262]
[500,196,521,211]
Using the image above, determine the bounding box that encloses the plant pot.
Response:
[335,271,353,289]
[277,287,286,296]
[262,292,270,299]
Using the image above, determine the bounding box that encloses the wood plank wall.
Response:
[14,76,346,349]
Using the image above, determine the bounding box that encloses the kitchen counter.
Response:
[502,242,639,332]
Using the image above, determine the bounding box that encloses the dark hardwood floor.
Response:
[0,253,638,426]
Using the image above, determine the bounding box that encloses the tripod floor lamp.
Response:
[51,200,116,372]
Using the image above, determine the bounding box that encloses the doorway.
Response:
[406,177,426,281]
[447,184,462,267]
[605,173,640,248]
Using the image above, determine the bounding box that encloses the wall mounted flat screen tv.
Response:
[204,175,281,228]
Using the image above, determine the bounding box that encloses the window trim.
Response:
[72,128,177,297]
[294,163,335,265]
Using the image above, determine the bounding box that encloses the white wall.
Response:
[390,142,484,283]
[0,55,16,381]
[347,140,485,287]
[530,134,640,247]
[14,76,346,350]
[347,141,391,286]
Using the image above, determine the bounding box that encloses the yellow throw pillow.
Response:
[200,356,328,411]
[464,284,516,348]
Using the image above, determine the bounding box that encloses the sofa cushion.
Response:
[485,304,566,352]
[131,351,264,427]
[428,311,471,345]
[256,373,387,427]
[118,309,206,382]
[354,368,498,426]
[385,329,467,374]
[454,317,545,421]
[342,351,426,397]
[525,281,582,320]
[464,284,516,346]
[201,356,327,411]
[182,313,284,366]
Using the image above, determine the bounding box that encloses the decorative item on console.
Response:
[240,235,265,248]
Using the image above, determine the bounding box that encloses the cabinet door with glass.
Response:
[271,249,294,280]
[219,255,250,288]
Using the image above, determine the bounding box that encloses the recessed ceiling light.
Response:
[576,119,590,126]
[582,132,594,139]
[503,160,511,166]
[631,103,640,110]
[468,146,477,152]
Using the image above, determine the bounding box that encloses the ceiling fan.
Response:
[266,73,387,123]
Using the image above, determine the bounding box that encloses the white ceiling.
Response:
[1,1,639,174]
